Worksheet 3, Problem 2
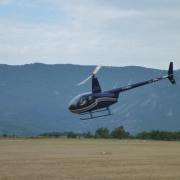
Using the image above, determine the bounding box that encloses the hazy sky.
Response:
[0,0,180,69]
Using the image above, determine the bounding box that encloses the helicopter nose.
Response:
[68,104,73,112]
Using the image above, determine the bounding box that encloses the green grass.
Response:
[0,138,180,180]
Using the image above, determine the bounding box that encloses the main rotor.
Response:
[78,65,102,86]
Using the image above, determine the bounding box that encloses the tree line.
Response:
[38,126,129,139]
[38,126,180,141]
[1,126,180,141]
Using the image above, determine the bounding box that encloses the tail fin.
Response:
[168,62,176,84]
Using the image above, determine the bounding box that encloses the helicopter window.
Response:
[79,97,87,106]
[69,93,91,107]
[69,95,81,106]
[88,96,93,102]
[88,96,92,101]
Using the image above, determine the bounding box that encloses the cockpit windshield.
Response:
[69,92,92,107]
[69,94,82,106]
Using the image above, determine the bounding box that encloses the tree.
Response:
[84,132,94,138]
[111,126,129,139]
[95,128,110,138]
[2,134,7,137]
[67,132,77,138]
[136,131,180,141]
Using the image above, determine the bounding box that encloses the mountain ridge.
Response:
[0,63,179,136]
[0,63,179,71]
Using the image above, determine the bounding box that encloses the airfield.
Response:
[0,138,180,180]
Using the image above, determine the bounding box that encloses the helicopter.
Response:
[69,62,176,120]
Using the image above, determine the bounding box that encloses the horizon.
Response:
[0,62,179,71]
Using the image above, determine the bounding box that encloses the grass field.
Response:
[0,138,180,180]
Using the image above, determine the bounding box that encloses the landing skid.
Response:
[80,107,112,120]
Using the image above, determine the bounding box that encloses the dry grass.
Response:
[0,138,180,180]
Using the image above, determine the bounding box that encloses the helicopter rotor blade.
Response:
[77,65,102,86]
[78,75,92,86]
[93,65,102,75]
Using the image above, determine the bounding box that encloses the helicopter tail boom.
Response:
[109,62,176,94]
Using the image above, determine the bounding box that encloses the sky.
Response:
[0,0,180,69]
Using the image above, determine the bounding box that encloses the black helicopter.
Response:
[69,62,176,120]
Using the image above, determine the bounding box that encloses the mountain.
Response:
[0,63,179,136]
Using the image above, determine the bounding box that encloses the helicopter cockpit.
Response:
[69,93,94,111]
[69,94,81,107]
